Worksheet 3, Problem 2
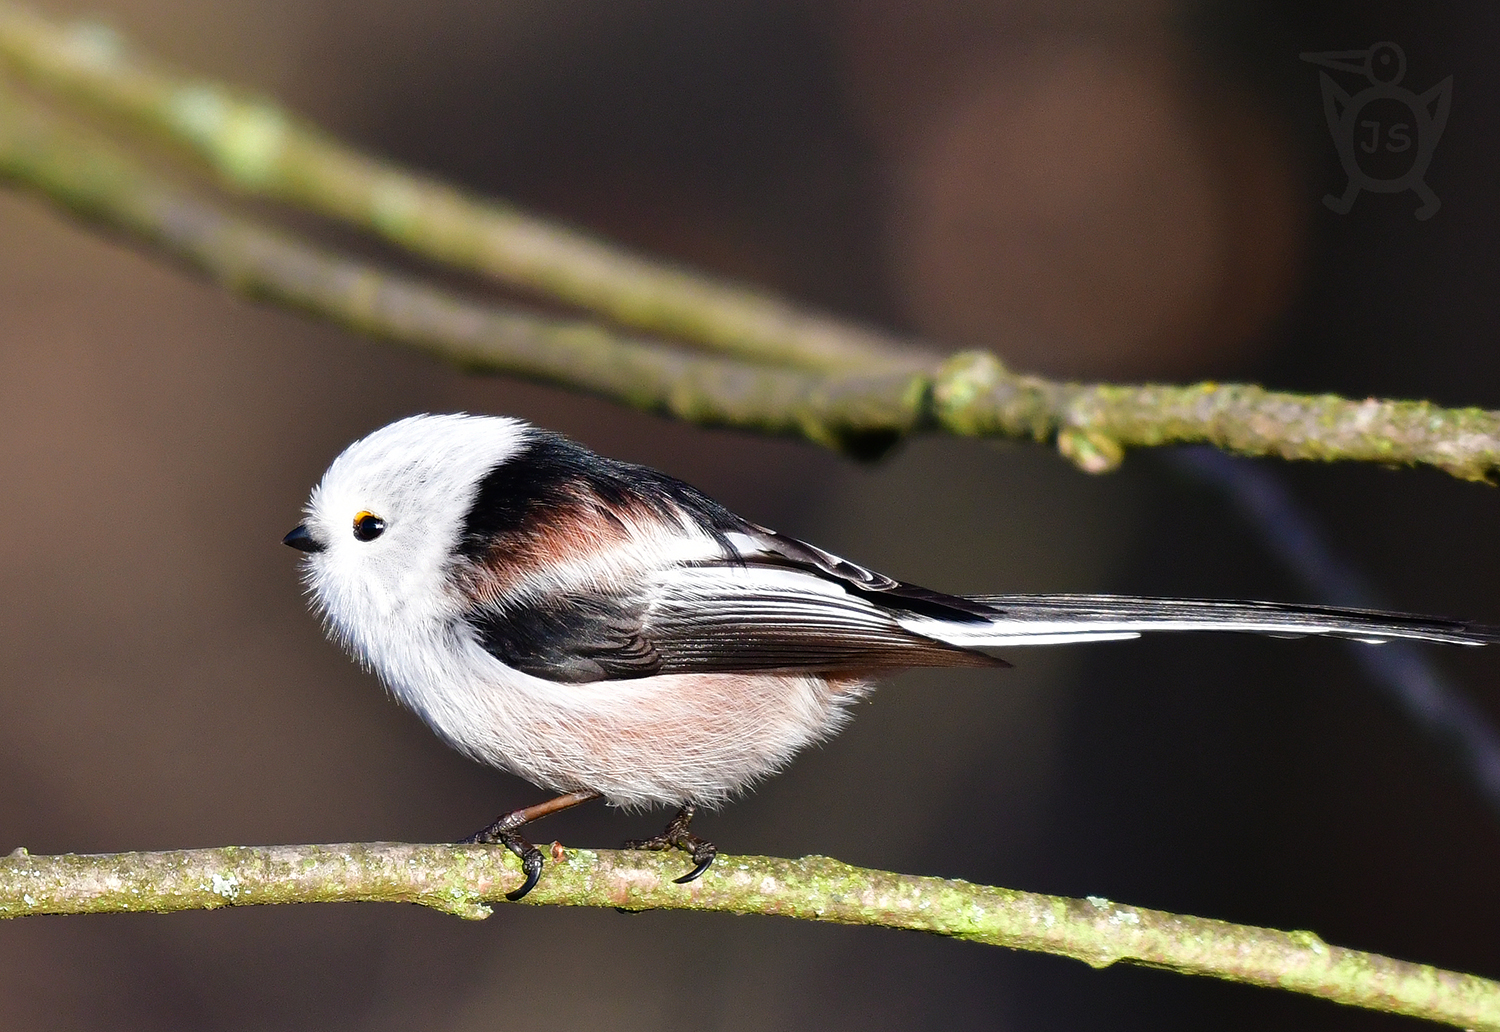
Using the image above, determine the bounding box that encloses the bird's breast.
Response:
[374,629,869,808]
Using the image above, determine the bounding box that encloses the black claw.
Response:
[626,803,716,885]
[461,791,603,902]
[674,851,715,884]
[504,852,546,900]
[461,822,545,901]
[505,842,545,901]
[506,872,541,901]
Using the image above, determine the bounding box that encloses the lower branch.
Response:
[2,842,1497,1031]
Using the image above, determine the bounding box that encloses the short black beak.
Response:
[283,524,327,553]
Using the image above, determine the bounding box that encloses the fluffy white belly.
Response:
[383,637,868,808]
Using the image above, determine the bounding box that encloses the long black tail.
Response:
[894,594,1500,649]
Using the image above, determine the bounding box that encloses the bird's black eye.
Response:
[353,511,387,542]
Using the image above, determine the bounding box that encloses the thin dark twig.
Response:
[1166,447,1500,814]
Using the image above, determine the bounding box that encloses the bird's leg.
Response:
[462,790,601,901]
[623,802,717,884]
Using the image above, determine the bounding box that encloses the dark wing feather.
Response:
[642,576,1000,674]
[723,524,999,622]
[470,593,662,683]
[465,566,1001,684]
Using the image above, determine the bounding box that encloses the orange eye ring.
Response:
[353,511,387,542]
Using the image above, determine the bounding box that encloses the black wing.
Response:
[466,563,1002,684]
[457,439,1005,683]
[457,436,1496,681]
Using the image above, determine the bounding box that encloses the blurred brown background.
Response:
[2,0,1498,1029]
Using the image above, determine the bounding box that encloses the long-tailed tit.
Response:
[285,413,1497,898]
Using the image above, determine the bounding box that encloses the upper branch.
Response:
[0,84,925,455]
[2,842,1498,1032]
[1,80,1498,477]
[0,2,924,375]
[936,353,1500,482]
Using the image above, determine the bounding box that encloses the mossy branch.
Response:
[3,842,1498,1031]
[0,1,922,375]
[0,83,924,454]
[2,79,1498,476]
[933,353,1500,482]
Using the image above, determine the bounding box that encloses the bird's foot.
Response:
[467,828,545,901]
[624,803,717,883]
[462,790,600,901]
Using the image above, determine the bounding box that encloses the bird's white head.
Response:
[286,413,529,655]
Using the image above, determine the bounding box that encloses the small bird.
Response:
[285,413,1497,899]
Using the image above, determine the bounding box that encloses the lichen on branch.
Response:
[934,352,1500,482]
